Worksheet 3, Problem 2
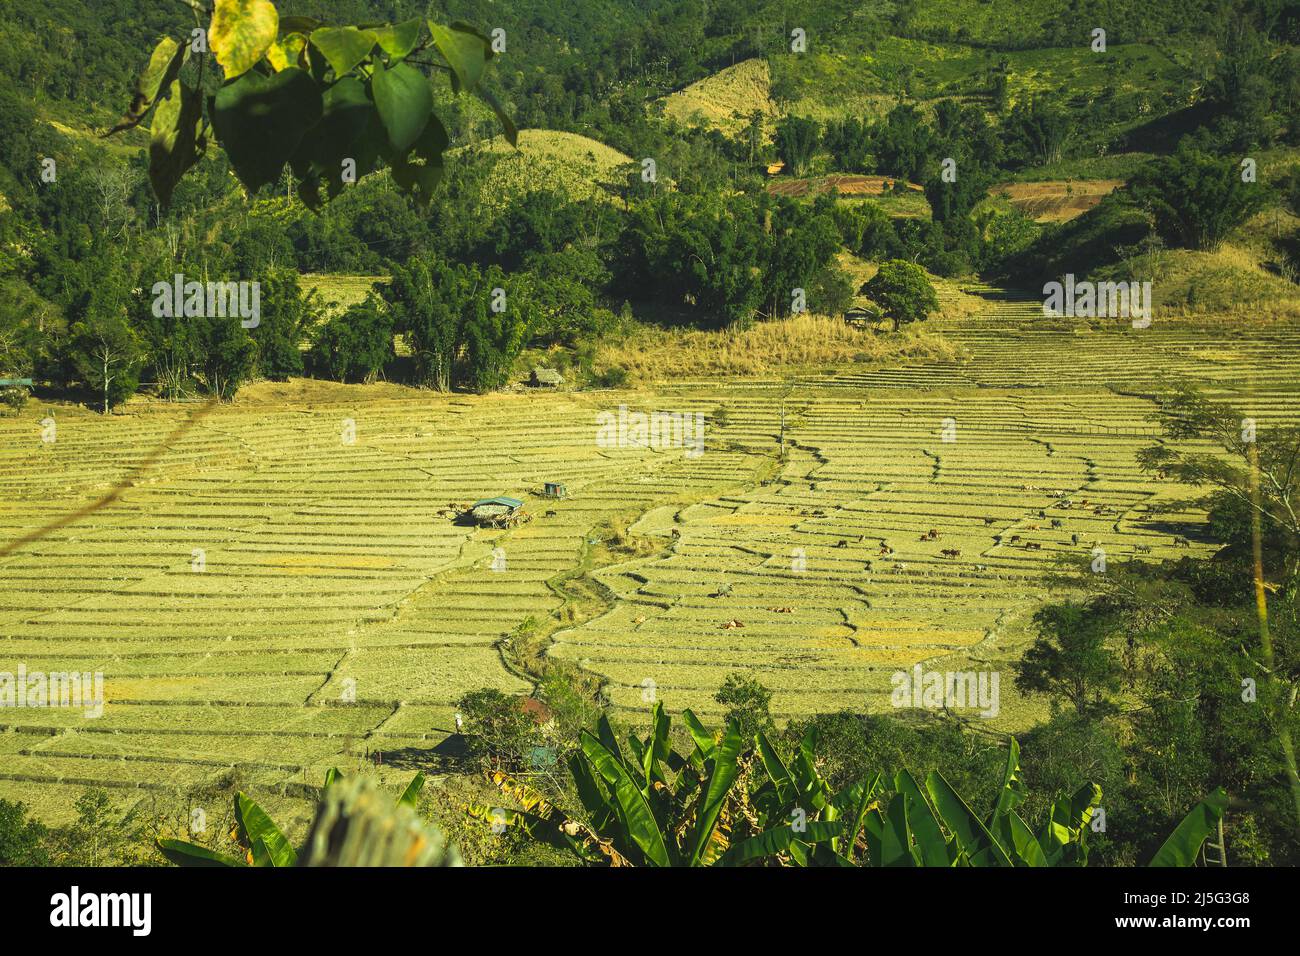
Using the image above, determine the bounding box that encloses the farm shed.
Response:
[468,496,528,527]
[542,482,567,498]
[529,366,564,388]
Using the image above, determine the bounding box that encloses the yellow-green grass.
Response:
[659,58,777,134]
[465,129,635,208]
[4,293,1299,824]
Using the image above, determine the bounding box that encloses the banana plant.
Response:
[157,769,425,866]
[732,726,878,866]
[469,702,843,865]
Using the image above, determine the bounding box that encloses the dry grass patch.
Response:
[994,180,1122,222]
[660,58,776,134]
[597,314,958,382]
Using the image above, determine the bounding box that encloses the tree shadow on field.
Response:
[1138,517,1210,543]
[370,735,472,774]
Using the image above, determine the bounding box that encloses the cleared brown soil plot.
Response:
[767,175,925,198]
[2,303,1299,824]
[995,180,1123,221]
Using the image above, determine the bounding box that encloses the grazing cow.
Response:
[940,548,960,558]
[836,539,848,548]
[1026,542,1042,550]
[1050,519,1063,529]
[1135,544,1152,553]
[1174,536,1191,548]
[1037,510,1047,519]
[1071,533,1080,546]
[1026,524,1040,531]
[879,545,894,556]
[983,516,996,525]
[1010,535,1021,544]
[928,529,939,539]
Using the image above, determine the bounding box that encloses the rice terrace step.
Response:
[3,311,1295,822]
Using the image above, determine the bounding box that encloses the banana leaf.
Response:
[580,730,671,866]
[717,820,844,866]
[1148,788,1228,867]
[895,770,950,866]
[925,771,1011,867]
[156,838,245,867]
[397,772,425,808]
[235,792,297,867]
[687,718,745,866]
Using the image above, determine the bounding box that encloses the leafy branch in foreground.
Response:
[466,705,1227,866]
[109,0,516,210]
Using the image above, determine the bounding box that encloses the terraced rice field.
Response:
[3,297,1299,822]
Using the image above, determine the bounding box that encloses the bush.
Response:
[309,295,394,383]
[0,799,50,866]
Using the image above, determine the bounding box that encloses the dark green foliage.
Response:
[860,259,939,331]
[0,799,50,866]
[1005,97,1074,168]
[1015,601,1125,718]
[251,269,312,380]
[66,306,144,413]
[192,315,257,400]
[456,688,546,772]
[1126,144,1269,251]
[773,115,820,177]
[309,294,393,383]
[714,672,775,741]
[462,267,531,392]
[383,258,461,390]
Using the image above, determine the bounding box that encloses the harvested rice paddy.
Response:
[3,293,1299,822]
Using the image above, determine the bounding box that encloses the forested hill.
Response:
[1,0,1253,136]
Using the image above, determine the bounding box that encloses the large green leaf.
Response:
[925,771,1011,867]
[680,708,716,761]
[640,701,670,790]
[580,730,670,866]
[992,737,1028,819]
[832,773,881,863]
[894,770,949,866]
[687,719,745,866]
[1040,782,1102,865]
[109,36,187,134]
[475,84,518,148]
[1005,810,1048,867]
[235,792,297,867]
[372,19,424,61]
[292,77,377,183]
[427,21,491,93]
[879,792,916,867]
[717,820,844,866]
[1148,788,1228,867]
[148,79,204,209]
[371,60,432,154]
[210,0,280,79]
[756,732,795,806]
[156,838,245,867]
[211,67,323,194]
[397,772,425,808]
[266,33,307,72]
[309,26,376,78]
